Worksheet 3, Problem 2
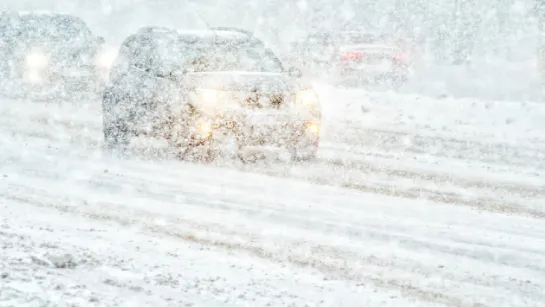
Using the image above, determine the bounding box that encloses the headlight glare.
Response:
[199,122,213,135]
[24,70,44,84]
[193,89,228,112]
[26,51,49,69]
[306,122,320,134]
[296,89,319,106]
[199,89,220,105]
[96,49,118,68]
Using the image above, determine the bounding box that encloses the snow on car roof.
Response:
[177,29,249,40]
[0,10,85,25]
[5,10,73,17]
[0,11,84,28]
[137,27,250,40]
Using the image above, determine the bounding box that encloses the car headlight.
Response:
[26,51,49,69]
[198,89,220,105]
[190,89,225,112]
[198,121,213,136]
[296,89,319,107]
[306,121,320,134]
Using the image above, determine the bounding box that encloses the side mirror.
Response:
[287,66,303,78]
[170,68,187,79]
[97,36,106,45]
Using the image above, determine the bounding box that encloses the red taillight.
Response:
[392,52,406,61]
[342,52,364,60]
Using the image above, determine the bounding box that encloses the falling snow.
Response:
[1,1,545,307]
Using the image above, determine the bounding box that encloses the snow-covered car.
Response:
[292,30,411,86]
[0,11,117,96]
[102,26,321,162]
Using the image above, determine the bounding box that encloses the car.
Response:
[292,30,412,87]
[102,26,322,162]
[0,11,117,97]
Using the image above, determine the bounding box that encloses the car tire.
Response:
[176,143,218,163]
[390,74,407,89]
[199,146,219,163]
[102,119,132,155]
[102,88,132,153]
[288,135,319,162]
[290,148,318,162]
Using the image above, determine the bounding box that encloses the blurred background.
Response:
[1,0,541,101]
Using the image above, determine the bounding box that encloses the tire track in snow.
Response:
[326,125,545,171]
[4,189,544,307]
[2,155,545,307]
[234,162,545,219]
[1,100,543,219]
[319,145,545,197]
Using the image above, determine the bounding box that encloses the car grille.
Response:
[228,92,291,109]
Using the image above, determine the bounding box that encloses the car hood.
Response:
[183,71,306,93]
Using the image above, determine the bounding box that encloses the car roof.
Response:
[0,10,75,18]
[0,10,85,26]
[306,30,382,37]
[135,26,256,44]
[179,29,249,40]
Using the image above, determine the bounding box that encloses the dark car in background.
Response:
[102,26,322,162]
[0,11,117,98]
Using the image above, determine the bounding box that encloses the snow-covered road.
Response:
[1,87,545,306]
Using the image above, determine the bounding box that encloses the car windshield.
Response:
[185,41,284,73]
[14,15,93,42]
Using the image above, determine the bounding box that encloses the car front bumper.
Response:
[167,112,321,149]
